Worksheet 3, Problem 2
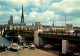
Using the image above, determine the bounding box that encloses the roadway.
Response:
[39,32,80,37]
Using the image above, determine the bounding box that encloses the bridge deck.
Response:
[39,32,80,41]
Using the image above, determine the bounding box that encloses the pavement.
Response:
[0,48,58,56]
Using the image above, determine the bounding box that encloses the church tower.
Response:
[8,15,13,25]
[21,5,25,24]
[10,15,13,24]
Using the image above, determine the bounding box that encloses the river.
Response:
[0,36,23,46]
[0,36,12,46]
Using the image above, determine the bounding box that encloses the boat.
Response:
[0,44,7,51]
[10,43,19,50]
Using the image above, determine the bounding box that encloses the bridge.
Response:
[3,30,80,42]
[8,30,79,41]
[4,30,34,43]
[34,30,80,54]
[4,30,80,43]
[2,30,80,54]
[4,31,24,43]
[39,32,80,41]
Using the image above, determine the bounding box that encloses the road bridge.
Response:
[34,29,80,54]
[4,30,80,54]
[38,32,80,41]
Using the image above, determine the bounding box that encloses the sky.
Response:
[0,0,80,26]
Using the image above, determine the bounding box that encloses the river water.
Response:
[0,36,12,46]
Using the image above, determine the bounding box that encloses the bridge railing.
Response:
[39,32,80,37]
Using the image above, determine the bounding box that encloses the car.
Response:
[10,43,19,50]
[74,52,79,56]
[43,44,54,49]
[23,43,30,49]
[29,45,36,50]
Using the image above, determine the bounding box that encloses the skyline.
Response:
[0,0,80,26]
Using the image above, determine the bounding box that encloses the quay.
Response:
[0,48,58,56]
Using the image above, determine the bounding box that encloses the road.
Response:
[0,48,58,56]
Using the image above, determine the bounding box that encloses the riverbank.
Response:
[0,48,58,56]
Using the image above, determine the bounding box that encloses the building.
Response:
[8,5,26,30]
[51,21,74,32]
[52,26,65,32]
[5,5,75,32]
[42,25,51,31]
[52,21,54,27]
[65,24,74,33]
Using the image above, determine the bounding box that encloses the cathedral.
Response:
[6,5,74,32]
[8,5,26,30]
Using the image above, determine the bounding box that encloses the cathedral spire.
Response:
[21,4,24,24]
[22,4,24,17]
[52,21,54,27]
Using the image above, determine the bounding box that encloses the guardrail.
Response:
[39,32,80,37]
[39,33,80,41]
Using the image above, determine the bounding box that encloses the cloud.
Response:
[68,9,80,17]
[0,8,28,24]
[48,0,80,26]
[0,11,3,16]
[28,10,55,20]
[0,0,41,7]
[26,10,60,25]
[52,0,80,13]
[0,5,1,8]
[0,0,80,26]
[0,19,8,25]
[68,18,80,26]
[14,16,20,21]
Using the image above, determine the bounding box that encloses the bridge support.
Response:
[34,30,39,46]
[34,30,43,46]
[0,26,2,35]
[0,30,2,35]
[18,35,24,43]
[34,22,43,46]
[0,29,4,36]
[2,29,4,36]
[0,26,5,36]
[62,40,69,54]
[39,37,43,46]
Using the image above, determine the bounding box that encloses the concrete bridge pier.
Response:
[0,26,5,36]
[0,28,2,35]
[34,30,39,46]
[34,22,43,46]
[18,35,24,43]
[0,30,2,35]
[62,40,69,54]
[39,37,44,46]
[2,29,4,36]
[0,29,4,36]
[0,26,2,35]
[34,30,43,46]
